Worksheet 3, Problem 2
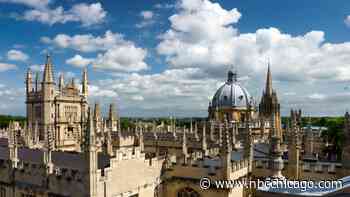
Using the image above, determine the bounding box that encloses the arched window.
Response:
[177,187,200,197]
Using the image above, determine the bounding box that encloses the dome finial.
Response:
[227,65,237,83]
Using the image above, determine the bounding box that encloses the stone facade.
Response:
[26,55,88,151]
[1,60,350,197]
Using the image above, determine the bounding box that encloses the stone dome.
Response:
[211,71,253,110]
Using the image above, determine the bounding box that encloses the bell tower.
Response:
[41,54,55,140]
[259,63,282,139]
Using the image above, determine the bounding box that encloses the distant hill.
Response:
[0,115,26,128]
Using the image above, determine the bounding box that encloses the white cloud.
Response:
[93,46,148,72]
[157,0,241,69]
[23,6,74,25]
[42,31,125,52]
[0,0,50,9]
[154,3,175,9]
[66,54,93,67]
[308,93,326,100]
[90,68,220,116]
[140,11,153,20]
[131,95,144,101]
[29,64,44,72]
[157,0,350,83]
[42,30,149,72]
[345,16,350,27]
[2,0,107,27]
[69,3,107,27]
[136,10,155,28]
[89,85,118,98]
[0,63,17,71]
[58,71,76,80]
[7,49,29,61]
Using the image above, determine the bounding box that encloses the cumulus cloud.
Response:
[1,0,107,27]
[89,68,221,116]
[93,46,148,72]
[69,3,107,27]
[89,85,118,98]
[7,49,29,61]
[42,31,149,72]
[157,0,350,83]
[0,63,17,71]
[42,31,126,52]
[157,0,241,70]
[66,55,93,67]
[0,83,24,114]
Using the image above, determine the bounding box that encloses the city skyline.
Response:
[1,0,350,117]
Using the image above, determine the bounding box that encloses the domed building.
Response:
[208,70,256,123]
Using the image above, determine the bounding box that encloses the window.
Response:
[177,187,200,197]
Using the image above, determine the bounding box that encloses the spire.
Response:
[70,78,75,87]
[94,103,101,120]
[194,121,199,140]
[43,53,54,83]
[44,125,54,174]
[265,62,272,96]
[26,68,33,93]
[86,107,98,197]
[8,122,18,168]
[182,126,188,156]
[87,107,96,148]
[190,118,193,133]
[182,126,188,164]
[59,73,64,92]
[139,126,144,152]
[35,72,39,91]
[268,111,284,178]
[108,103,116,121]
[82,67,88,98]
[202,123,208,156]
[227,70,237,83]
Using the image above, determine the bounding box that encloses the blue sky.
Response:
[1,0,350,117]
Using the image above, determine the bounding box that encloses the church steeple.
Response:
[43,53,54,83]
[82,67,88,98]
[59,73,64,92]
[26,68,33,93]
[265,63,272,96]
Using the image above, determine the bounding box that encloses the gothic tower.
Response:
[107,103,119,132]
[287,109,302,180]
[25,68,33,127]
[82,67,88,98]
[85,107,98,197]
[259,64,282,139]
[41,54,55,140]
